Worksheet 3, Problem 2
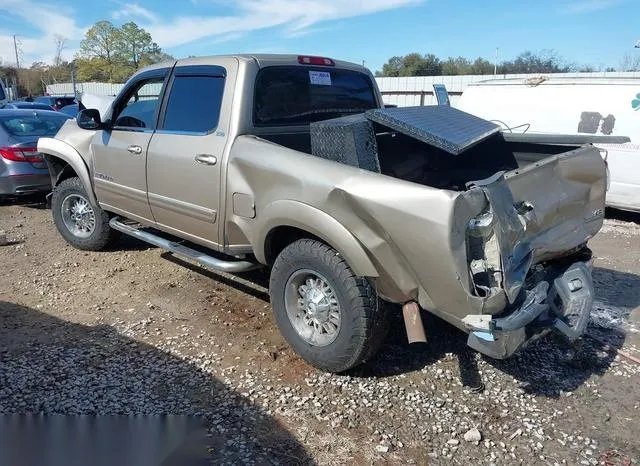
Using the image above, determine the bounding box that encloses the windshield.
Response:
[254,66,377,126]
[0,113,70,137]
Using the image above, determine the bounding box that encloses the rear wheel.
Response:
[51,177,119,251]
[270,238,388,373]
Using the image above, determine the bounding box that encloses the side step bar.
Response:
[109,217,261,273]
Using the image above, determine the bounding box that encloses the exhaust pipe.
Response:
[403,301,427,344]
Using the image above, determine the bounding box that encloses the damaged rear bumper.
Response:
[462,259,594,359]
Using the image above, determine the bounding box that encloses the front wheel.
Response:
[269,238,387,373]
[51,177,120,251]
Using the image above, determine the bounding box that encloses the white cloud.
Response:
[143,0,422,48]
[0,0,85,65]
[112,4,159,23]
[561,0,621,14]
[0,0,421,65]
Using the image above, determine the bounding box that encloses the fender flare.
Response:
[253,200,379,278]
[37,137,98,206]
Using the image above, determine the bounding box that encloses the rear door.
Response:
[146,59,237,248]
[91,69,169,223]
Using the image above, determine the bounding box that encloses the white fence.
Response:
[47,82,125,96]
[47,71,640,108]
[376,71,640,107]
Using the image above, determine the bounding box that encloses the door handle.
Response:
[127,145,143,155]
[194,154,218,166]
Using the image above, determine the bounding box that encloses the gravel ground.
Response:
[1,199,639,465]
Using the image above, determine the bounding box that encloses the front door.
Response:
[91,70,168,223]
[146,60,236,248]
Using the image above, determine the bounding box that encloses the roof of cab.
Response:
[139,53,369,75]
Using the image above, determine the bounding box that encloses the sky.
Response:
[0,0,639,74]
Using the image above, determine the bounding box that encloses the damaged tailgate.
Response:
[464,144,606,304]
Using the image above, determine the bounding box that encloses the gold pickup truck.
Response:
[37,54,626,373]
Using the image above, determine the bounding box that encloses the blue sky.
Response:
[1,0,638,73]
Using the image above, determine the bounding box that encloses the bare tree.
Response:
[53,35,67,67]
[619,53,640,72]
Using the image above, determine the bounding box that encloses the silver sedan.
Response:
[0,109,71,197]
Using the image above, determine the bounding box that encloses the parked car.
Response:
[0,109,72,197]
[34,95,76,111]
[1,101,54,110]
[38,54,618,373]
[58,103,80,117]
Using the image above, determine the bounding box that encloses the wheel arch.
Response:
[38,137,97,206]
[255,200,379,278]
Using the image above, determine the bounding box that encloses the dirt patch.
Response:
[1,203,639,464]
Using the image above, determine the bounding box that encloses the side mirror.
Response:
[77,109,103,130]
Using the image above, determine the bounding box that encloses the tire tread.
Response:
[270,238,388,372]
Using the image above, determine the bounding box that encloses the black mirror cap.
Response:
[77,108,102,130]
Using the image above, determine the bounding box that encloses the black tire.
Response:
[269,238,388,373]
[51,177,120,251]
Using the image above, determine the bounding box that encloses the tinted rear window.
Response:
[254,66,377,126]
[0,113,70,137]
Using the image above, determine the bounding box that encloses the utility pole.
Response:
[13,35,20,69]
[71,68,77,98]
[494,47,499,75]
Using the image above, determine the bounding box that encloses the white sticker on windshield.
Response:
[309,71,332,86]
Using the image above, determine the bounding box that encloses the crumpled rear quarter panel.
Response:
[225,136,481,326]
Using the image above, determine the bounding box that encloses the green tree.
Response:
[117,22,161,71]
[377,49,581,77]
[442,56,471,75]
[378,53,442,77]
[499,50,571,74]
[470,57,494,75]
[380,56,403,77]
[78,21,121,81]
[75,20,171,83]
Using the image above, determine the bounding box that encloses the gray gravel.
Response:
[0,304,312,465]
[1,205,639,465]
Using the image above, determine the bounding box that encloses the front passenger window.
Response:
[113,78,164,129]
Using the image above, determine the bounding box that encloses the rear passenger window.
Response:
[161,76,224,133]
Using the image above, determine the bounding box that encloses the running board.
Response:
[109,217,261,273]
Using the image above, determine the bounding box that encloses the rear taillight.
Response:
[298,55,335,66]
[0,146,42,163]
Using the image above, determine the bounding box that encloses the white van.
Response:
[458,77,640,213]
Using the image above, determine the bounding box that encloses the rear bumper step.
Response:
[109,217,261,274]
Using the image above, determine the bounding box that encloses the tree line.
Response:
[1,20,173,96]
[375,50,629,77]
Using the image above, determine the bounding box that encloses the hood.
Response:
[78,92,116,120]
